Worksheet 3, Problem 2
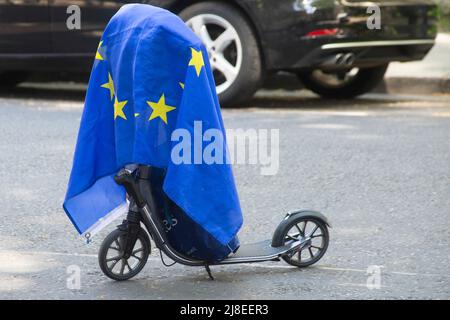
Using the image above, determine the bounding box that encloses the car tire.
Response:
[0,71,28,89]
[179,2,263,107]
[297,64,389,99]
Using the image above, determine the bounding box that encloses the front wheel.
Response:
[98,228,151,281]
[297,64,389,99]
[180,2,263,107]
[272,213,329,267]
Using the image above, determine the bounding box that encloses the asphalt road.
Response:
[0,84,449,299]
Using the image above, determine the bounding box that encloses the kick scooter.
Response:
[98,165,331,280]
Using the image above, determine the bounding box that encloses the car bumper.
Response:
[291,38,435,70]
[261,1,437,71]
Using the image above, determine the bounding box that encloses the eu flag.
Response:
[63,4,243,261]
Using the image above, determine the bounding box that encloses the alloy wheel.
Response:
[186,14,243,94]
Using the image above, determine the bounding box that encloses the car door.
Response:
[0,0,51,54]
[49,0,149,56]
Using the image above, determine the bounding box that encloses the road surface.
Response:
[0,84,449,299]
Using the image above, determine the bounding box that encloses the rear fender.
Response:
[283,210,332,228]
[272,210,331,248]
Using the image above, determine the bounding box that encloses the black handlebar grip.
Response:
[114,169,146,208]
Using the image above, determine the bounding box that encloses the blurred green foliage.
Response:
[438,0,450,31]
[438,0,450,14]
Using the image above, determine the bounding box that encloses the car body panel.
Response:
[0,0,438,73]
[238,0,437,70]
[0,0,51,54]
[49,0,125,55]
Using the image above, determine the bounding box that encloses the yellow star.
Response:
[95,41,104,61]
[113,96,127,120]
[188,47,204,77]
[147,94,176,124]
[101,72,115,100]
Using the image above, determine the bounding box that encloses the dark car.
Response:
[0,0,437,106]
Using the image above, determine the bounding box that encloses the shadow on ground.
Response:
[0,80,446,111]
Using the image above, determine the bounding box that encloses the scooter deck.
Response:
[216,239,298,265]
[231,240,284,258]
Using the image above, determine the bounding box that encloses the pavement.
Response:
[0,86,449,299]
[386,34,450,80]
[383,33,450,95]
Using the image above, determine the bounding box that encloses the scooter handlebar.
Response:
[114,168,146,208]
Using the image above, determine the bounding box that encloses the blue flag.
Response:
[63,4,243,261]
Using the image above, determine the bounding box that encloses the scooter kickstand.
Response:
[205,264,214,281]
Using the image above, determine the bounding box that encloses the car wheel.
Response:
[180,2,262,107]
[0,71,28,89]
[297,64,389,99]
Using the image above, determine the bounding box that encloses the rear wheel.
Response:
[297,64,389,99]
[180,2,263,107]
[272,215,329,268]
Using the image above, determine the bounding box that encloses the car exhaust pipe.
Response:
[343,53,355,66]
[334,53,345,65]
[322,53,354,68]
